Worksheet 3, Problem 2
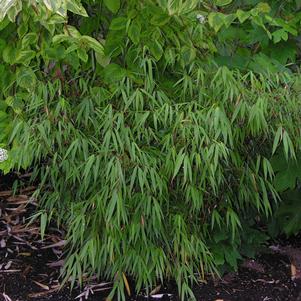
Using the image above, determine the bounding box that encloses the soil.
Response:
[1,173,301,301]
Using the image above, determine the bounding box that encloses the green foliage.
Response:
[210,222,268,273]
[271,151,301,192]
[268,151,301,236]
[1,0,301,300]
[271,189,301,236]
[208,1,301,72]
[10,70,301,299]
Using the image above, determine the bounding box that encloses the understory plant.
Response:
[11,70,301,299]
[267,149,301,237]
[1,0,301,300]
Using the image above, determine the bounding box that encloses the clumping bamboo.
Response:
[1,1,301,300]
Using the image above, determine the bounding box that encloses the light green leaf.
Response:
[272,29,288,43]
[66,0,88,16]
[223,14,236,28]
[208,12,226,32]
[80,36,104,54]
[53,34,72,43]
[43,0,63,12]
[77,48,88,62]
[104,0,120,13]
[15,50,36,65]
[17,22,28,38]
[255,2,271,13]
[236,9,250,23]
[214,0,233,6]
[64,25,81,38]
[43,0,87,17]
[95,52,110,67]
[0,0,21,22]
[22,32,38,48]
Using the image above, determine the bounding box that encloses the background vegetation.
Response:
[1,0,301,300]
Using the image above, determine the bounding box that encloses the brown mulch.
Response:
[0,173,301,301]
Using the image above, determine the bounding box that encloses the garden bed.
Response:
[0,175,300,301]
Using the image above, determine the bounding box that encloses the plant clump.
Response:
[1,1,301,299]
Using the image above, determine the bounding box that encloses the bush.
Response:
[11,69,301,299]
[1,1,301,300]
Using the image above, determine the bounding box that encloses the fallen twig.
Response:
[28,287,60,298]
[2,293,12,301]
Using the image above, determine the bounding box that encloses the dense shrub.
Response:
[1,1,301,299]
[267,150,301,237]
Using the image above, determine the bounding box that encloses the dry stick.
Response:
[28,287,60,298]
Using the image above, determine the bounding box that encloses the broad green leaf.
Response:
[43,0,67,18]
[212,248,225,265]
[80,36,104,54]
[275,190,301,235]
[128,20,141,44]
[17,22,28,38]
[181,46,196,64]
[236,9,250,23]
[103,63,127,83]
[15,50,36,65]
[0,18,10,31]
[214,0,233,6]
[109,17,127,30]
[22,33,38,48]
[0,0,21,22]
[77,48,88,62]
[208,12,226,32]
[223,14,236,28]
[43,0,88,17]
[64,25,81,38]
[150,14,170,26]
[66,0,88,17]
[224,246,240,270]
[95,52,110,67]
[255,2,271,13]
[104,0,120,13]
[2,44,17,64]
[272,29,288,43]
[273,166,299,192]
[16,67,36,91]
[53,34,72,43]
[43,0,63,12]
[5,95,23,114]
